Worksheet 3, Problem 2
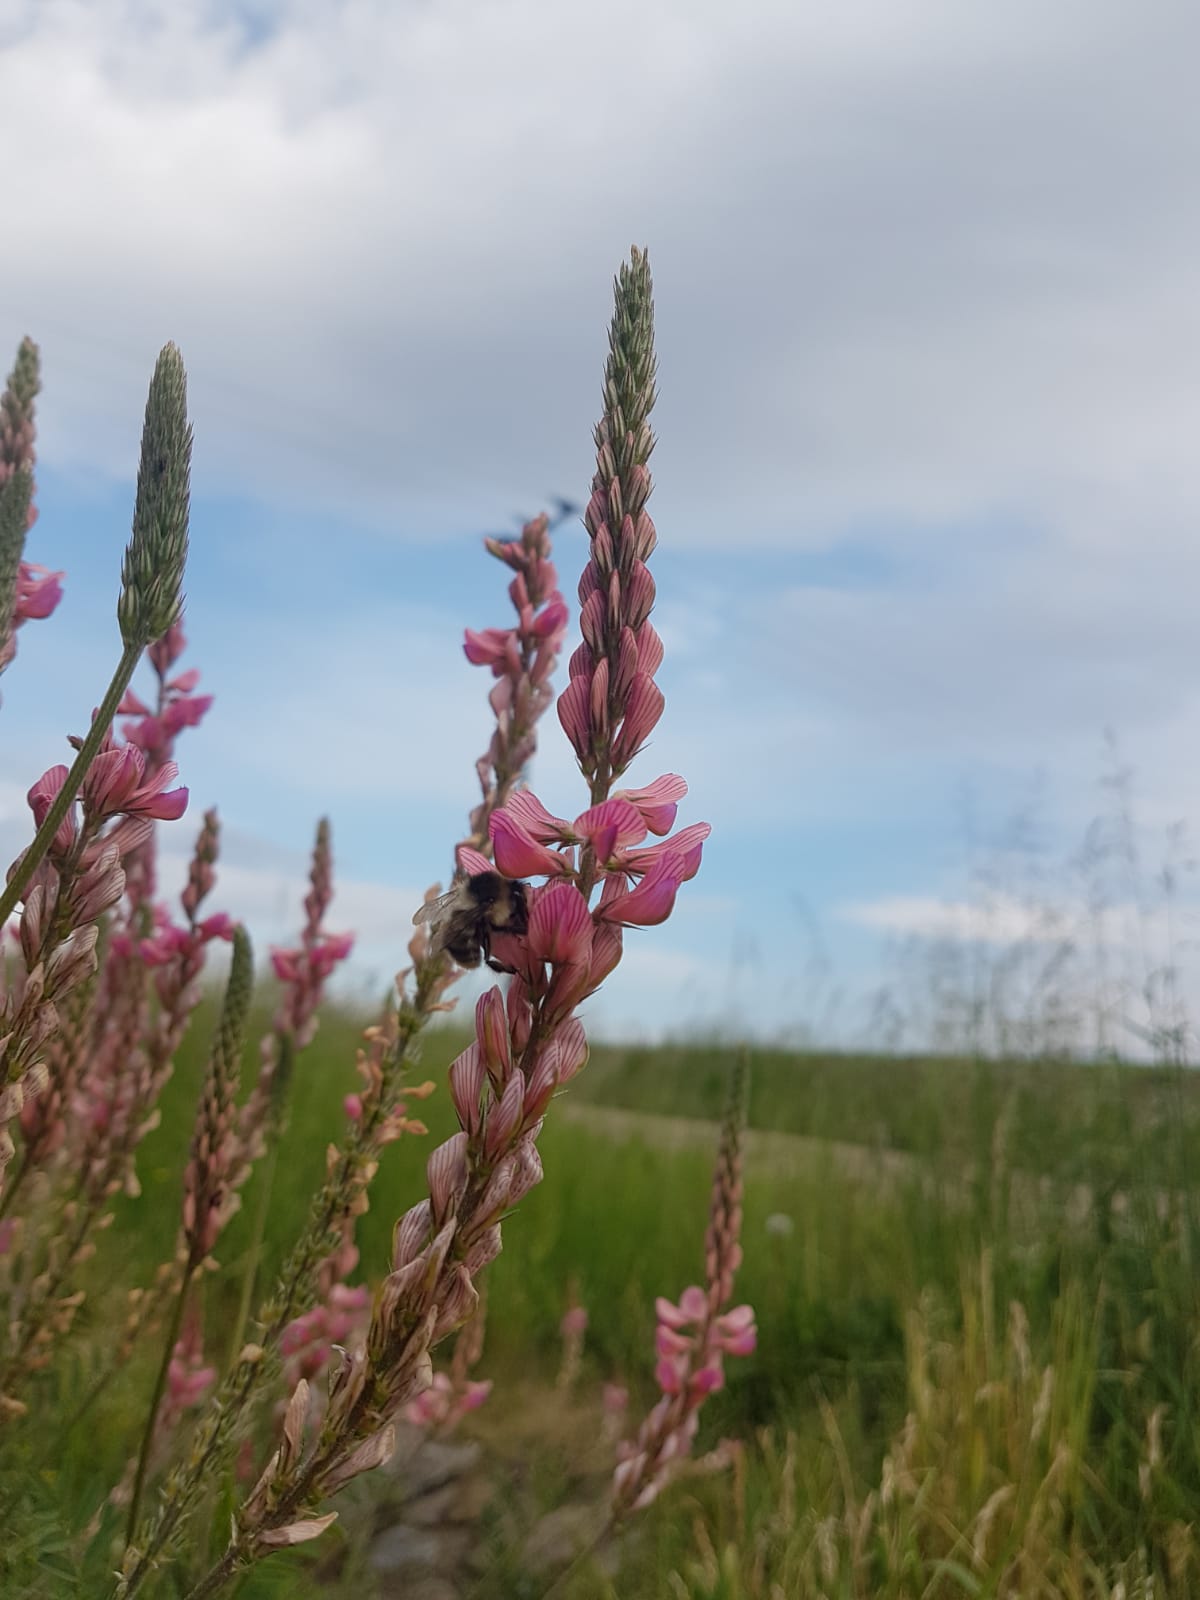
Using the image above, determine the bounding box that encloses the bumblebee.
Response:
[412,871,530,973]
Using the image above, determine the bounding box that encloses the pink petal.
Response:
[463,625,515,667]
[142,784,189,822]
[504,789,573,843]
[689,1364,725,1397]
[572,798,646,851]
[626,822,711,883]
[679,1285,709,1320]
[531,598,568,638]
[490,812,572,879]
[527,881,593,965]
[654,1293,695,1331]
[449,1045,486,1134]
[456,845,493,876]
[655,1358,685,1396]
[625,560,656,630]
[612,673,665,768]
[553,1017,588,1083]
[716,1304,756,1334]
[614,774,688,836]
[474,987,511,1083]
[556,676,591,757]
[594,856,683,928]
[635,621,664,677]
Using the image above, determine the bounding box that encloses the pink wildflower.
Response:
[614,1057,754,1516]
[81,737,188,823]
[13,563,63,623]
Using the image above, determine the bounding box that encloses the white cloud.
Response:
[839,891,1074,945]
[1,0,1197,549]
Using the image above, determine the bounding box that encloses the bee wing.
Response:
[412,887,461,927]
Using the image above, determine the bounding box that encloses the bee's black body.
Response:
[427,871,530,972]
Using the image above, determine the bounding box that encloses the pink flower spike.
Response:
[614,774,688,836]
[595,855,684,928]
[504,789,573,843]
[117,690,152,716]
[490,811,572,879]
[343,1093,363,1122]
[527,882,593,965]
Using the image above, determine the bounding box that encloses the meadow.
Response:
[12,997,1198,1598]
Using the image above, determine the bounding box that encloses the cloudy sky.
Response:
[2,0,1198,1048]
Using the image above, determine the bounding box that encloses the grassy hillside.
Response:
[13,1005,1200,1596]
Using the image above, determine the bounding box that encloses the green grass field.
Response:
[12,1001,1200,1597]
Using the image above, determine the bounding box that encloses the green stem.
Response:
[227,1135,281,1369]
[0,640,142,932]
[227,1030,295,1368]
[125,1259,194,1548]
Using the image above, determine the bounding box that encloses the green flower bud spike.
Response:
[0,345,193,931]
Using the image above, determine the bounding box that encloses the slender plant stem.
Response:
[0,640,141,933]
[537,1514,614,1600]
[227,1130,282,1369]
[125,1261,194,1547]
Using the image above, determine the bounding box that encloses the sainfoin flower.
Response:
[613,1057,755,1514]
[13,563,64,623]
[80,734,188,823]
[189,249,723,1576]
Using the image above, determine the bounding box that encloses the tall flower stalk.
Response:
[177,245,713,1597]
[613,1053,757,1515]
[0,336,60,677]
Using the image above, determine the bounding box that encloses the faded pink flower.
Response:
[13,563,63,623]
